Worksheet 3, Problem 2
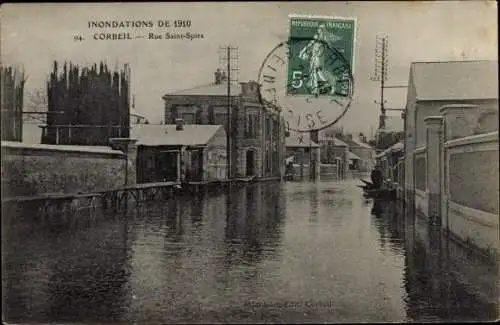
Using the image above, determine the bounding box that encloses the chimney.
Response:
[175,118,184,131]
[214,68,222,84]
[310,130,319,143]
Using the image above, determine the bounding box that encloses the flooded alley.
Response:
[2,178,498,323]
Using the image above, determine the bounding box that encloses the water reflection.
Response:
[370,198,498,322]
[224,183,286,266]
[2,181,498,323]
[2,207,134,323]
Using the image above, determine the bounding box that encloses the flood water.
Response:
[2,178,498,323]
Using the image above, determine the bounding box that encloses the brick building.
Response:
[162,71,285,179]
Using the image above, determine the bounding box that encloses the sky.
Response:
[1,1,497,137]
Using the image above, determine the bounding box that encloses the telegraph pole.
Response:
[219,46,239,179]
[371,35,389,130]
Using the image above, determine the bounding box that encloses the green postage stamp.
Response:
[287,14,357,98]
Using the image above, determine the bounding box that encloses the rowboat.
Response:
[357,183,397,200]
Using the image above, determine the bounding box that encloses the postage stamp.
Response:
[286,14,357,98]
[258,15,357,133]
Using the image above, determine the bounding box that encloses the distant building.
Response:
[341,134,375,172]
[131,122,227,183]
[285,132,321,180]
[162,72,285,179]
[375,141,404,187]
[404,60,499,200]
[348,151,361,170]
[318,132,349,176]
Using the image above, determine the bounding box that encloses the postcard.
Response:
[1,2,498,324]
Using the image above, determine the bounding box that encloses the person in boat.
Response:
[370,164,384,189]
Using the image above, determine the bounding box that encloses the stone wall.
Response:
[415,99,498,149]
[449,150,499,214]
[1,141,126,198]
[443,132,499,256]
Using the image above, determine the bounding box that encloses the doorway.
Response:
[246,149,255,177]
[188,149,204,181]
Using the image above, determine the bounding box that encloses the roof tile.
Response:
[131,124,224,147]
[411,60,498,101]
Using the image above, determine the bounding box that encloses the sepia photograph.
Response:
[1,1,498,323]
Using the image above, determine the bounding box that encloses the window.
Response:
[272,117,279,138]
[246,113,259,138]
[214,113,228,130]
[182,113,195,124]
[147,156,154,169]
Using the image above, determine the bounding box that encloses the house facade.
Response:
[285,132,321,180]
[404,60,499,205]
[340,135,374,172]
[131,123,227,183]
[375,141,404,190]
[318,133,349,168]
[162,72,285,180]
[403,60,499,258]
[318,133,349,179]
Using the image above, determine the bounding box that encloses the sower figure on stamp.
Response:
[298,24,337,96]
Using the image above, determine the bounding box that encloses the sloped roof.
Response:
[411,60,499,101]
[318,133,349,147]
[348,151,361,160]
[286,133,320,148]
[164,81,235,97]
[349,137,372,149]
[2,141,122,155]
[131,124,224,147]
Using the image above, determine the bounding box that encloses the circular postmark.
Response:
[258,36,354,134]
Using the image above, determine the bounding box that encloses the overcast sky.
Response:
[1,1,497,136]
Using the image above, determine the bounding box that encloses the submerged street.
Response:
[3,177,498,323]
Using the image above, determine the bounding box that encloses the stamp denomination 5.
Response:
[258,15,357,134]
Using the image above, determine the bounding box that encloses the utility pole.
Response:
[371,35,389,130]
[219,46,239,179]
